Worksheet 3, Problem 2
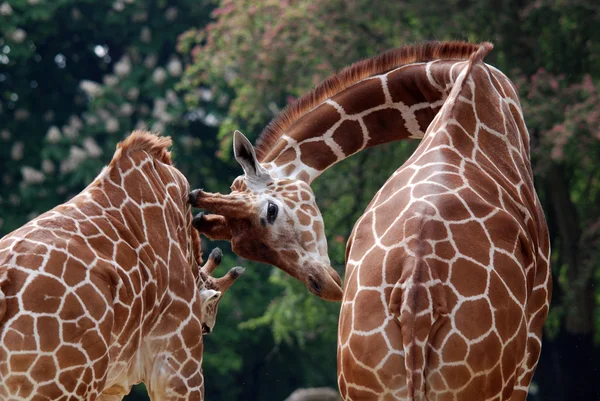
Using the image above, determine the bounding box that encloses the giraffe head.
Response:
[189,131,343,301]
[198,248,245,335]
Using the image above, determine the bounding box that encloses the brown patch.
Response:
[38,316,60,352]
[15,254,43,270]
[9,353,36,373]
[493,251,526,304]
[451,258,489,297]
[454,298,493,340]
[22,276,65,314]
[415,107,439,135]
[275,147,296,165]
[30,355,56,382]
[358,248,385,287]
[335,77,386,115]
[257,41,490,160]
[353,289,386,332]
[144,205,169,258]
[67,236,96,266]
[451,221,492,265]
[63,257,87,287]
[88,235,115,259]
[299,141,337,171]
[349,331,390,368]
[332,120,364,156]
[76,284,108,321]
[363,108,405,146]
[434,241,456,261]
[442,333,468,363]
[489,275,523,341]
[456,374,488,400]
[56,345,87,369]
[466,333,502,372]
[439,364,471,388]
[4,375,34,398]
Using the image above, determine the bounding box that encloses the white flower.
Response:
[97,108,110,120]
[132,11,147,22]
[105,118,119,133]
[43,110,55,122]
[151,121,165,133]
[152,67,167,85]
[135,120,147,130]
[46,126,61,143]
[204,114,219,127]
[103,74,119,87]
[167,58,182,77]
[21,167,44,184]
[11,142,23,160]
[83,137,102,157]
[62,125,78,139]
[126,87,139,100]
[14,109,29,120]
[165,7,178,21]
[200,88,213,102]
[143,54,157,69]
[166,90,178,105]
[152,98,167,118]
[112,0,124,11]
[42,159,55,174]
[140,27,151,43]
[0,2,12,16]
[60,146,87,173]
[80,80,103,97]
[1,130,10,140]
[119,103,134,117]
[71,8,82,20]
[114,55,131,77]
[11,29,27,43]
[84,113,98,125]
[69,115,83,130]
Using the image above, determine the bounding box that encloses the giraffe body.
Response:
[0,131,242,401]
[338,54,551,401]
[189,42,551,400]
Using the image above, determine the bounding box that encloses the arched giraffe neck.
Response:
[260,60,471,183]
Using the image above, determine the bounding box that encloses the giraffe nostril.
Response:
[202,324,211,335]
[308,276,322,294]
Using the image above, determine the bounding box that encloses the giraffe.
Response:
[0,130,244,401]
[189,41,552,400]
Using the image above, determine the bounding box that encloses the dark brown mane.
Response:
[255,41,491,161]
[111,130,173,166]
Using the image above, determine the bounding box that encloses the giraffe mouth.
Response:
[304,265,343,302]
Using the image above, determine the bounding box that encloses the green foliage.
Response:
[2,0,600,399]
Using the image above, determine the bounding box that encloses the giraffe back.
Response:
[339,59,551,401]
[0,131,206,400]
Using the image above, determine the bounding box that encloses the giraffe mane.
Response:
[255,40,492,161]
[111,130,173,166]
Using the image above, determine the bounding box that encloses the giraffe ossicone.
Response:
[190,41,551,401]
[0,130,243,400]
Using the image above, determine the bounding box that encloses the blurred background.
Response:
[1,0,599,400]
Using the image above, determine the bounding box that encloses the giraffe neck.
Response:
[260,60,472,183]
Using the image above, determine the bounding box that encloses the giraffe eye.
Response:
[266,202,278,224]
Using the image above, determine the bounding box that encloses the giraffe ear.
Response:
[200,288,221,304]
[233,130,271,182]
